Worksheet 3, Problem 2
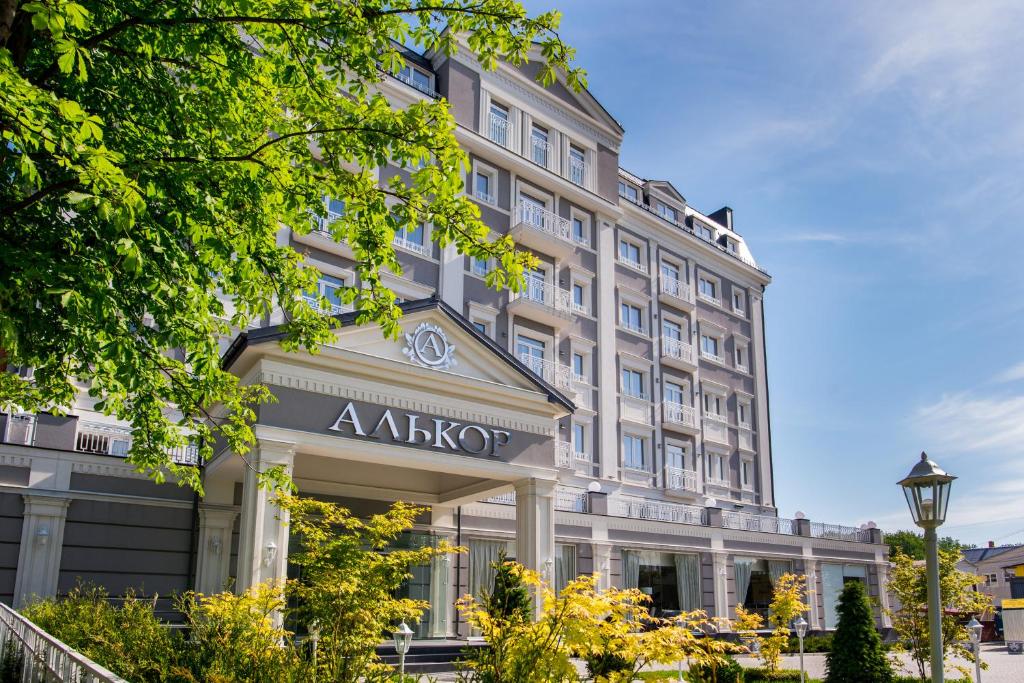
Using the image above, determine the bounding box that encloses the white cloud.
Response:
[995,362,1024,383]
[915,391,1024,454]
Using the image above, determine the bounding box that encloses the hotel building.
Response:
[0,38,889,636]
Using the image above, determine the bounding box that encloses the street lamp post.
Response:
[793,616,808,683]
[898,452,956,683]
[967,616,983,683]
[392,622,414,679]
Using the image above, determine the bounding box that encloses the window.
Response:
[471,256,490,277]
[305,273,346,314]
[311,196,344,232]
[822,564,867,628]
[707,451,728,483]
[531,124,550,167]
[726,238,739,254]
[741,459,753,489]
[703,391,724,418]
[657,202,678,223]
[732,289,746,314]
[522,265,547,303]
[395,223,427,255]
[472,320,488,335]
[621,368,645,399]
[569,145,586,185]
[572,352,586,382]
[695,222,713,241]
[664,381,685,406]
[397,64,432,93]
[662,319,683,342]
[474,170,496,204]
[618,181,639,202]
[519,192,546,228]
[738,400,751,428]
[666,443,687,470]
[698,277,718,301]
[623,434,646,470]
[700,334,720,359]
[572,423,586,456]
[516,335,545,361]
[661,261,680,283]
[620,302,644,334]
[572,283,586,312]
[735,343,748,371]
[488,102,510,146]
[618,239,644,270]
[571,215,587,244]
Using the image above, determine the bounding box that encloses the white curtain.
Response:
[554,544,576,594]
[468,539,506,601]
[768,560,792,587]
[674,553,702,612]
[622,549,640,590]
[734,557,754,609]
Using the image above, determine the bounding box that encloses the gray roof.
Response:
[962,545,1022,564]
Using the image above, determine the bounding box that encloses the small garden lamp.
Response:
[899,451,956,683]
[967,616,983,683]
[392,621,414,678]
[793,616,808,683]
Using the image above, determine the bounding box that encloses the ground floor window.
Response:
[621,550,702,617]
[822,563,867,629]
[554,544,577,595]
[734,557,793,619]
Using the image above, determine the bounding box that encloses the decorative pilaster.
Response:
[236,440,295,592]
[195,506,239,594]
[514,477,556,613]
[14,495,70,607]
[712,551,730,623]
[428,533,455,638]
[592,543,613,591]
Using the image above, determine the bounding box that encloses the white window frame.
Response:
[380,273,433,303]
[569,271,592,316]
[571,417,592,460]
[618,180,639,202]
[737,397,752,430]
[701,382,728,422]
[468,302,498,339]
[620,365,647,401]
[732,287,746,316]
[622,431,649,471]
[740,457,755,491]
[486,97,513,149]
[471,160,498,206]
[569,208,591,247]
[396,62,434,94]
[617,236,647,273]
[734,337,750,373]
[665,439,692,471]
[694,221,714,242]
[618,295,647,336]
[392,221,432,258]
[656,201,678,223]
[705,450,730,486]
[697,273,721,305]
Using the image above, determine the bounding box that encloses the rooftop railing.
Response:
[611,497,707,526]
[811,522,875,543]
[722,510,795,535]
[2,413,35,446]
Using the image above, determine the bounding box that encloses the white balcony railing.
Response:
[555,487,589,512]
[811,522,873,543]
[618,255,648,273]
[660,275,693,303]
[391,70,439,98]
[310,209,343,235]
[483,491,516,505]
[698,291,722,307]
[0,601,128,682]
[530,137,553,168]
[2,413,35,446]
[665,466,699,492]
[722,510,795,535]
[555,440,573,469]
[700,348,726,364]
[474,189,495,205]
[518,354,573,391]
[569,157,586,186]
[663,401,698,429]
[620,318,646,336]
[514,276,573,314]
[75,421,201,465]
[515,202,573,243]
[393,236,431,257]
[610,497,707,526]
[488,113,511,147]
[662,336,696,365]
[301,294,346,316]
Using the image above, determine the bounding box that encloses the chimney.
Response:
[989,541,995,548]
[709,206,734,231]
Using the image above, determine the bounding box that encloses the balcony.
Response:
[555,440,573,469]
[738,427,755,452]
[568,157,586,187]
[530,137,554,170]
[722,511,795,536]
[75,421,201,466]
[659,275,695,309]
[700,347,726,365]
[1,413,35,445]
[480,486,589,513]
[609,497,707,526]
[697,291,722,308]
[509,203,575,259]
[703,416,730,445]
[301,294,347,316]
[488,112,511,148]
[661,336,697,371]
[810,522,873,543]
[665,466,700,494]
[617,255,648,274]
[619,393,652,426]
[507,277,574,330]
[295,210,356,259]
[662,401,699,434]
[518,354,572,392]
[393,235,431,258]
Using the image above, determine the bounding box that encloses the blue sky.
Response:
[523,0,1024,545]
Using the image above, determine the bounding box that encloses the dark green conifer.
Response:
[825,580,893,683]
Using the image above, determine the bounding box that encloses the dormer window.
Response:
[657,202,678,223]
[726,237,739,254]
[397,64,432,94]
[618,181,639,203]
[695,223,713,241]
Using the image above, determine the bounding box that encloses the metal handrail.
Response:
[515,202,572,242]
[722,510,795,535]
[662,336,695,364]
[0,601,128,682]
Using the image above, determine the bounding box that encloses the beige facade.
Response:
[959,544,1024,608]
[0,39,890,633]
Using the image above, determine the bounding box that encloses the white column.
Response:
[438,243,465,309]
[429,533,455,638]
[876,558,893,628]
[195,506,238,595]
[749,290,774,508]
[14,495,70,607]
[803,552,821,629]
[592,543,613,591]
[712,550,730,624]
[514,477,556,611]
[236,440,295,592]
[595,215,619,481]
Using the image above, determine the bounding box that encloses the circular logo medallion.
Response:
[403,322,457,370]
